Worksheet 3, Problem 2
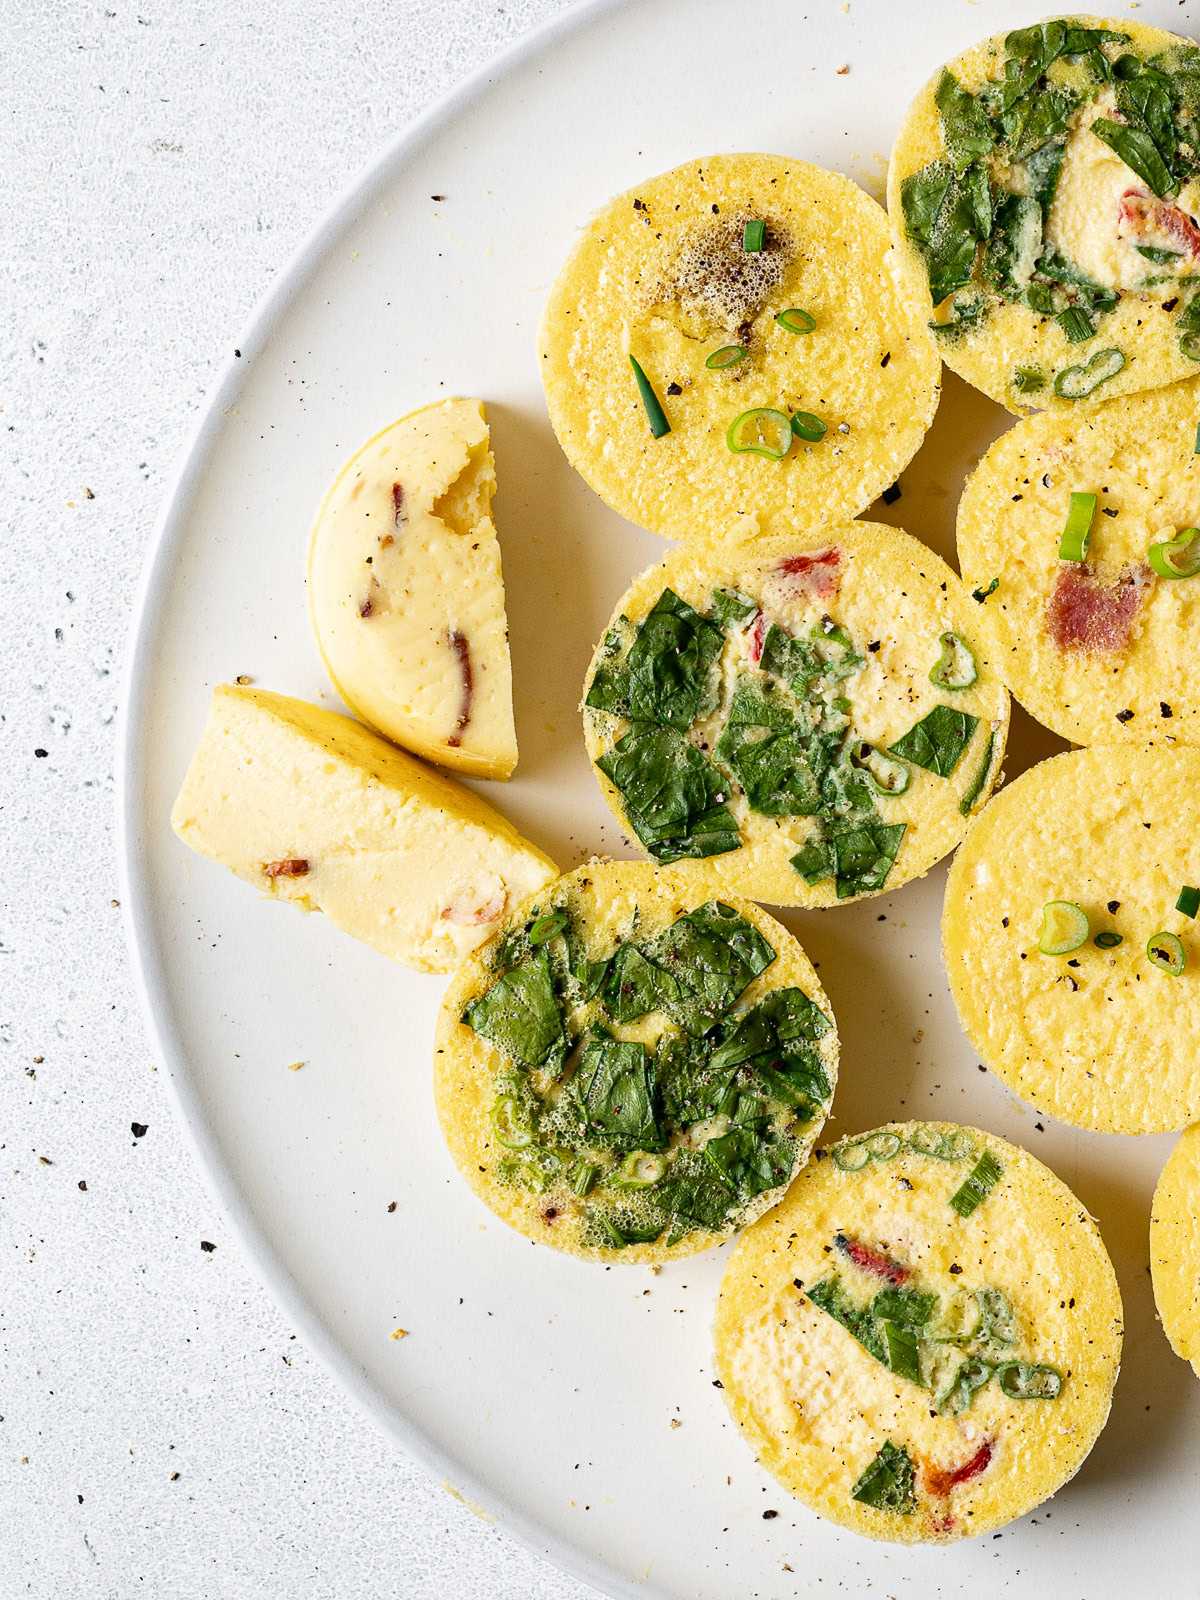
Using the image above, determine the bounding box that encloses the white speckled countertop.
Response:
[1,3,602,1593]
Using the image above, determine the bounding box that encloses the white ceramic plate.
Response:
[118,1,1200,1594]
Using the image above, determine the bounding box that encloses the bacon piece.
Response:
[264,858,309,878]
[834,1232,908,1285]
[441,890,505,926]
[747,610,768,665]
[1047,563,1150,653]
[923,1439,994,1498]
[1117,188,1200,260]
[446,628,474,748]
[775,547,842,601]
[391,482,407,526]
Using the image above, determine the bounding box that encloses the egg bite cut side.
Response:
[581,522,1009,909]
[713,1121,1122,1544]
[434,861,838,1264]
[943,744,1200,1133]
[1150,1123,1200,1379]
[539,152,940,540]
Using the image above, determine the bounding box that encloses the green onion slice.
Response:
[972,577,999,604]
[1039,901,1089,955]
[571,1162,598,1198]
[949,1151,1003,1217]
[706,344,748,370]
[850,741,911,796]
[1053,347,1125,400]
[490,1094,533,1149]
[1176,886,1200,919]
[1058,492,1096,562]
[1194,421,1200,455]
[629,354,670,439]
[1094,930,1123,949]
[1147,931,1187,975]
[1013,366,1045,394]
[1148,526,1200,579]
[995,1361,1063,1400]
[929,631,978,690]
[790,410,827,443]
[936,1356,993,1416]
[1182,331,1200,362]
[1056,306,1094,344]
[611,1151,665,1189]
[726,407,793,460]
[959,731,996,818]
[776,307,816,334]
[743,218,766,252]
[529,910,568,945]
[831,1139,873,1172]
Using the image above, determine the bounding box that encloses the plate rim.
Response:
[114,3,658,1596]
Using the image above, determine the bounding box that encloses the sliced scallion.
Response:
[1056,306,1094,344]
[1147,931,1187,974]
[629,354,670,439]
[995,1361,1063,1400]
[611,1151,665,1189]
[776,307,816,334]
[959,731,996,818]
[727,407,793,460]
[1194,421,1200,455]
[1147,526,1200,580]
[1182,331,1200,362]
[790,410,827,443]
[706,344,748,370]
[1059,492,1096,562]
[1176,885,1200,919]
[929,631,978,690]
[529,910,568,945]
[571,1162,598,1198]
[1013,366,1045,394]
[1094,930,1123,949]
[490,1094,533,1149]
[850,741,911,796]
[1053,347,1125,400]
[949,1151,1003,1217]
[1039,901,1089,955]
[743,218,766,252]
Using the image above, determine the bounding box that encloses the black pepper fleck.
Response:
[200,1240,216,1252]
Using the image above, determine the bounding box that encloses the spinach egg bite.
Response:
[889,16,1200,413]
[581,524,1009,908]
[957,377,1200,747]
[1150,1123,1200,1379]
[944,746,1200,1134]
[433,862,838,1263]
[538,152,940,541]
[713,1121,1122,1545]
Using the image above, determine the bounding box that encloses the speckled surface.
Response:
[1,3,600,1594]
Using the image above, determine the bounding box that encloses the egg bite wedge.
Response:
[307,398,518,781]
[1151,1123,1200,1378]
[170,685,556,974]
[713,1121,1122,1545]
[433,861,838,1264]
[889,15,1200,413]
[538,152,940,541]
[957,377,1200,747]
[581,524,1008,908]
[943,745,1200,1133]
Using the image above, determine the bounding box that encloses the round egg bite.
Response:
[433,861,838,1264]
[538,152,940,540]
[889,15,1200,414]
[581,524,1009,909]
[1151,1124,1200,1378]
[713,1121,1122,1545]
[943,746,1200,1134]
[957,377,1200,747]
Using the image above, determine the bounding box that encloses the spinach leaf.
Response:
[710,586,757,627]
[881,1320,924,1385]
[655,1035,736,1123]
[642,900,777,1034]
[1035,247,1119,317]
[999,22,1126,111]
[791,834,834,886]
[463,951,569,1073]
[935,69,995,170]
[851,1441,917,1514]
[832,823,908,899]
[901,163,953,251]
[704,1127,793,1201]
[806,1276,888,1364]
[583,617,635,715]
[574,1039,661,1151]
[1092,116,1176,198]
[927,163,994,306]
[624,589,724,729]
[724,674,801,730]
[1023,138,1067,214]
[713,721,822,816]
[888,705,979,777]
[981,192,1042,297]
[1000,84,1079,162]
[597,723,740,863]
[655,1167,735,1233]
[602,942,681,1023]
[873,1287,937,1327]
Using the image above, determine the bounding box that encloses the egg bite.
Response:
[538,152,940,540]
[1150,1123,1200,1377]
[943,745,1200,1133]
[307,398,518,781]
[581,524,1008,908]
[957,377,1200,747]
[889,15,1200,413]
[713,1121,1122,1544]
[434,861,838,1264]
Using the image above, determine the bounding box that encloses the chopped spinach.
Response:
[935,68,995,170]
[832,823,908,899]
[713,720,822,816]
[807,1276,888,1365]
[705,1126,793,1201]
[601,942,680,1023]
[889,704,979,778]
[981,192,1042,297]
[851,1441,916,1514]
[597,723,740,863]
[1092,116,1176,198]
[575,1039,661,1151]
[641,900,777,1034]
[463,951,568,1072]
[586,589,723,730]
[583,617,635,716]
[655,1164,736,1233]
[873,1287,937,1327]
